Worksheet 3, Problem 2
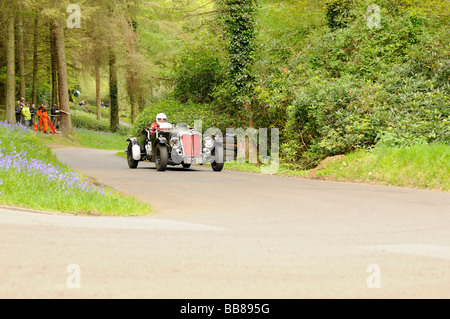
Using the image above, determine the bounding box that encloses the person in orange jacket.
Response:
[37,104,43,130]
[38,105,50,133]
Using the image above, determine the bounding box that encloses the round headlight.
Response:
[204,137,214,148]
[170,137,180,148]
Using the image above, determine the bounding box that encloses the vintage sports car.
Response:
[126,122,224,172]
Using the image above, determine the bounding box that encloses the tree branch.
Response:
[151,76,174,82]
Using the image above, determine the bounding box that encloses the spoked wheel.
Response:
[127,143,139,169]
[211,143,224,172]
[155,144,168,172]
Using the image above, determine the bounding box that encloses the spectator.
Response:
[30,104,37,124]
[15,100,22,124]
[51,104,57,126]
[21,103,32,128]
[38,105,50,133]
[54,105,61,129]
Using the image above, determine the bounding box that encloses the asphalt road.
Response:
[0,148,449,299]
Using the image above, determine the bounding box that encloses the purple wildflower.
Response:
[1,120,109,196]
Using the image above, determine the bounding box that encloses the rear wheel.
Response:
[127,143,139,169]
[211,143,224,172]
[155,144,168,172]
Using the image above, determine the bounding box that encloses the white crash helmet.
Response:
[156,113,167,125]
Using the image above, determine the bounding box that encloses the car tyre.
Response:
[155,144,168,172]
[127,143,139,169]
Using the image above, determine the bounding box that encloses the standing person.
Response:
[15,100,22,124]
[54,105,61,129]
[42,105,50,134]
[30,104,37,125]
[37,104,43,130]
[37,104,49,133]
[51,104,58,127]
[20,98,26,123]
[21,102,32,128]
[37,105,42,131]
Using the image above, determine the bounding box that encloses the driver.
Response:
[149,113,171,138]
[150,113,171,131]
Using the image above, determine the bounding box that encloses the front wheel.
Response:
[127,143,139,169]
[211,144,224,172]
[155,144,168,172]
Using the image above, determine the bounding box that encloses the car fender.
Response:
[127,137,139,146]
[157,136,169,146]
[126,138,142,161]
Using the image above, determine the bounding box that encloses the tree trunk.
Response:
[243,102,254,128]
[128,92,138,125]
[53,18,72,132]
[127,71,138,124]
[50,23,58,107]
[32,15,39,106]
[132,99,139,125]
[18,10,26,101]
[95,64,101,120]
[109,48,119,132]
[139,93,146,113]
[5,7,15,123]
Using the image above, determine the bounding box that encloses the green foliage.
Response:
[130,98,234,138]
[34,84,52,106]
[82,103,110,119]
[283,69,449,166]
[308,3,430,80]
[256,2,448,167]
[71,109,130,136]
[283,76,374,164]
[217,0,259,110]
[326,0,355,31]
[173,47,225,104]
[131,0,449,171]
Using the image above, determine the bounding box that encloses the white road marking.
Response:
[360,244,450,260]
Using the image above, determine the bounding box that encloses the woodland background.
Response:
[0,0,448,168]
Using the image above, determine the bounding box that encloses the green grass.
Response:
[0,122,152,216]
[37,128,127,151]
[73,128,126,150]
[313,144,450,191]
[71,109,130,136]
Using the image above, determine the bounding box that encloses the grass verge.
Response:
[0,122,151,216]
[37,128,126,151]
[309,144,449,192]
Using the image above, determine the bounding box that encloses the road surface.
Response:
[0,148,449,299]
